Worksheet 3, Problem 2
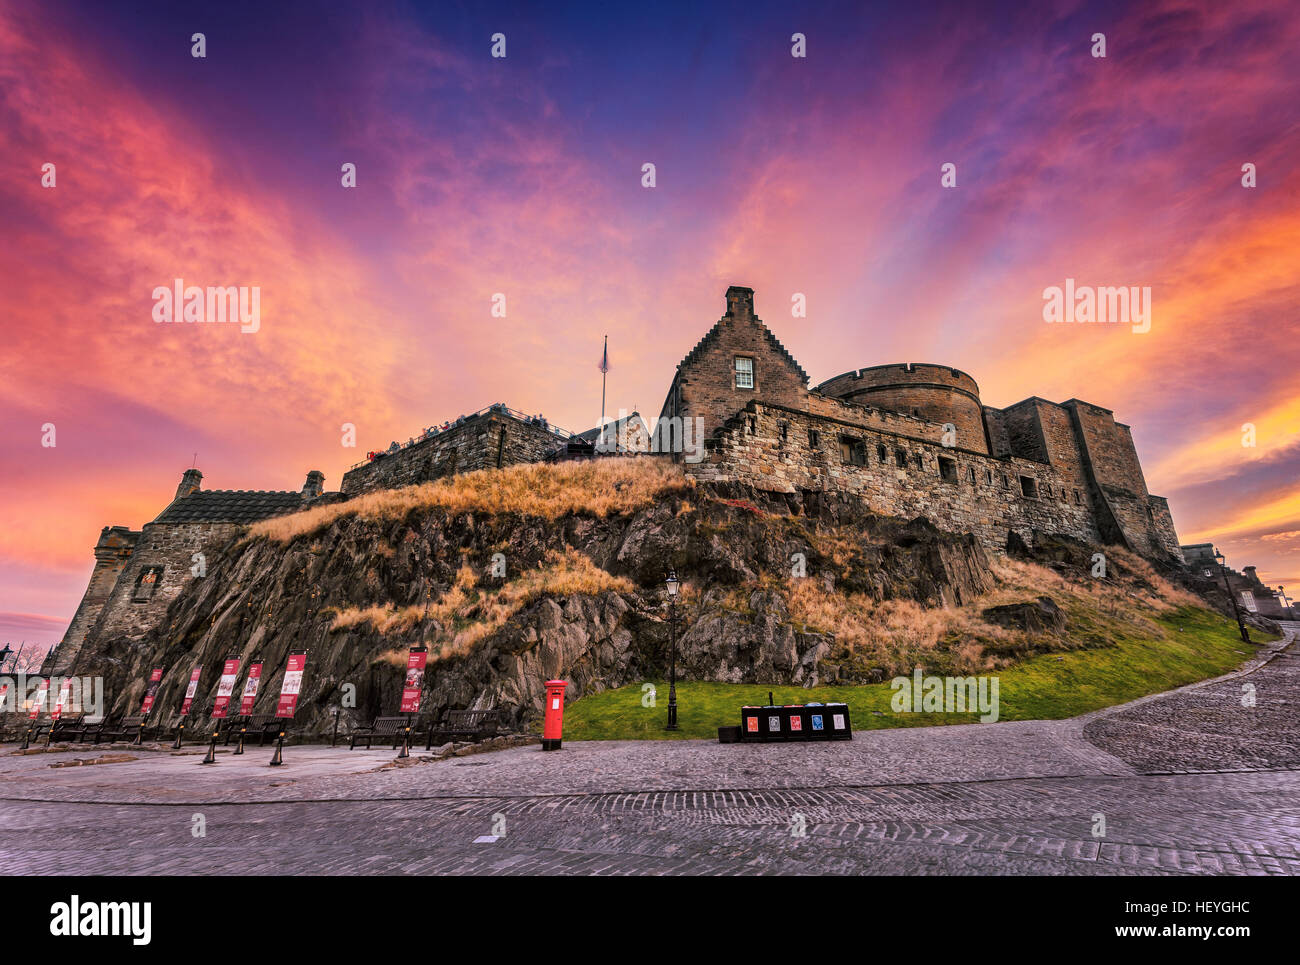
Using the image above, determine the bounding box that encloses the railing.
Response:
[346,403,577,472]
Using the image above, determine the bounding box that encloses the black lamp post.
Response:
[1214,548,1251,644]
[1279,586,1293,620]
[665,569,679,731]
[0,644,12,672]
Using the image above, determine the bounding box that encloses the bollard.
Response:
[269,728,285,766]
[172,715,186,750]
[233,724,246,756]
[398,717,411,759]
[199,726,219,764]
[541,679,567,751]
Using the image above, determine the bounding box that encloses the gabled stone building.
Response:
[659,286,1182,561]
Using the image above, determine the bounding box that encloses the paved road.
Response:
[2,627,1296,875]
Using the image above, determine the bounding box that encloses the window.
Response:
[939,456,958,483]
[1073,489,1081,504]
[877,444,888,463]
[735,357,754,389]
[808,429,820,448]
[779,422,789,443]
[840,436,867,466]
[915,453,924,470]
[1020,476,1038,499]
[133,565,164,603]
[1002,475,1010,489]
[895,448,907,467]
[986,470,993,485]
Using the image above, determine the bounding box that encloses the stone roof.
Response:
[154,490,306,524]
[676,316,810,385]
[575,411,646,443]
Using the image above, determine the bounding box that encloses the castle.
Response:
[46,285,1183,676]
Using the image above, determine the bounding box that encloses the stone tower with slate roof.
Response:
[46,467,332,676]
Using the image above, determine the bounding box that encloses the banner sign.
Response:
[239,662,263,716]
[52,678,73,719]
[1241,591,1258,613]
[0,682,8,713]
[180,667,202,715]
[141,667,164,715]
[275,652,307,718]
[212,658,241,719]
[400,647,428,714]
[29,678,49,719]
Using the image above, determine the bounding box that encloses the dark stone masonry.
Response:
[47,284,1184,680]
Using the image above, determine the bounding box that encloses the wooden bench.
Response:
[97,715,144,743]
[48,714,87,742]
[350,716,413,750]
[425,709,500,749]
[223,714,283,746]
[21,719,52,744]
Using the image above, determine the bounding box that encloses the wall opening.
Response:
[938,456,958,483]
[1019,476,1038,498]
[840,436,867,466]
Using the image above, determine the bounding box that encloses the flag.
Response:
[598,336,609,374]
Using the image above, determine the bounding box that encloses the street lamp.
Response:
[1279,586,1293,620]
[665,569,679,731]
[1214,548,1251,644]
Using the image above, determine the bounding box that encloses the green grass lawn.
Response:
[560,606,1277,740]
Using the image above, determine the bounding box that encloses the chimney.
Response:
[1243,565,1259,585]
[301,470,325,499]
[725,285,755,319]
[175,468,202,501]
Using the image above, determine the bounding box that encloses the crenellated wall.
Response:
[341,410,568,496]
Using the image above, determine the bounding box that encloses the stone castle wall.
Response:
[43,526,139,675]
[341,411,567,496]
[689,400,1101,553]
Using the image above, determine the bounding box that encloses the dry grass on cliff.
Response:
[784,549,1201,677]
[332,548,633,665]
[248,458,692,544]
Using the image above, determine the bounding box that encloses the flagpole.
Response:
[600,334,608,442]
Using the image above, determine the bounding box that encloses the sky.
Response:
[2,0,1298,649]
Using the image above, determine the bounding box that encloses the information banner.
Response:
[140,667,164,715]
[180,667,202,715]
[212,658,241,718]
[399,647,428,714]
[239,662,263,716]
[52,678,73,720]
[29,678,49,719]
[275,652,307,718]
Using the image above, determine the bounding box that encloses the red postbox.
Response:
[542,679,567,751]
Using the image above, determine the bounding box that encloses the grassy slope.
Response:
[562,606,1278,740]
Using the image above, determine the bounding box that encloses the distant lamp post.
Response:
[0,644,12,671]
[1279,586,1293,620]
[665,569,679,732]
[1214,548,1251,644]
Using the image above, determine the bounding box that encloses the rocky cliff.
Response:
[76,459,1199,737]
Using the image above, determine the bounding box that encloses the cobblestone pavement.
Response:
[2,628,1295,875]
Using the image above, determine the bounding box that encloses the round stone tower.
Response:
[815,363,988,453]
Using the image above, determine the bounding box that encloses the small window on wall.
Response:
[939,456,959,483]
[1020,476,1038,499]
[894,448,907,467]
[133,565,164,603]
[877,444,888,463]
[735,357,754,389]
[968,467,976,484]
[808,429,820,448]
[986,470,993,485]
[840,436,867,466]
[1073,489,1081,504]
[779,422,789,443]
[915,453,924,470]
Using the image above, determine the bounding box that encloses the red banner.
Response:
[212,658,240,719]
[239,662,263,716]
[400,647,428,714]
[180,667,202,715]
[51,678,72,719]
[275,652,307,718]
[29,678,49,719]
[140,667,164,715]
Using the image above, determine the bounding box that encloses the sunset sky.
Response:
[2,0,1298,650]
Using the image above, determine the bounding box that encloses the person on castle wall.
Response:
[388,441,400,453]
